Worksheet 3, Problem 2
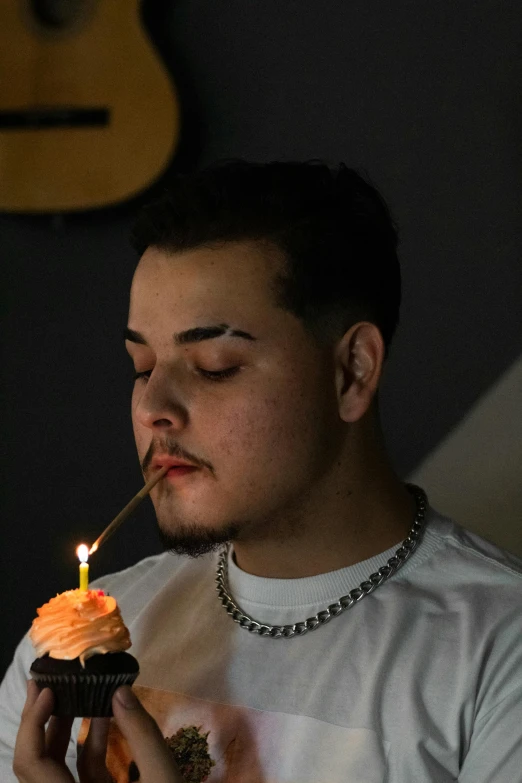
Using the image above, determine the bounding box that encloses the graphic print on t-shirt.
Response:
[77,684,389,782]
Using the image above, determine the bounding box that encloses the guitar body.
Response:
[0,1,179,211]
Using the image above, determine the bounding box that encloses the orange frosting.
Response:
[29,589,131,667]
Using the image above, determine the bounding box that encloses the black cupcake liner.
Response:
[30,669,139,717]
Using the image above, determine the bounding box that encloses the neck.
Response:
[231,417,417,579]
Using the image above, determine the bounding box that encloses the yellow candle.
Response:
[76,544,89,592]
[79,562,89,591]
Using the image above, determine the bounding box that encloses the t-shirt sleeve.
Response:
[0,632,81,783]
[458,687,522,782]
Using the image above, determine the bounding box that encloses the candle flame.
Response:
[76,544,89,563]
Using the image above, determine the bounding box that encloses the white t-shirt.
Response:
[1,503,522,782]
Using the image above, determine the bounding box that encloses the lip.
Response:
[164,465,198,480]
[152,456,198,471]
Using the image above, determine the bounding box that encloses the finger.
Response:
[14,683,55,778]
[84,716,110,756]
[77,717,111,783]
[45,714,74,763]
[21,679,43,718]
[112,686,184,782]
[17,680,54,758]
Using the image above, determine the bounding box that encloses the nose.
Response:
[133,366,188,432]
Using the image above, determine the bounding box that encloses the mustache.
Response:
[141,441,214,476]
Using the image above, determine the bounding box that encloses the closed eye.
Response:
[133,369,151,381]
[197,367,240,381]
[133,367,240,382]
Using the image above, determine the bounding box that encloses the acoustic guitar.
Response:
[0,0,179,212]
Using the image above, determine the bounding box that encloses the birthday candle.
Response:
[76,544,89,591]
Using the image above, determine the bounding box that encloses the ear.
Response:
[334,322,385,423]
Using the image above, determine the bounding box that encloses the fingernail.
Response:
[115,686,138,709]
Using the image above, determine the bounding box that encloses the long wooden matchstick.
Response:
[88,465,169,555]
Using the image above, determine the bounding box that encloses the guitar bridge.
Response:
[0,107,109,130]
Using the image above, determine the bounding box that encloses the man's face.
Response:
[126,241,344,556]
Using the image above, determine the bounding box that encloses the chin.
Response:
[155,519,241,558]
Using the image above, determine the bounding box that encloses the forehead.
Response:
[129,241,284,326]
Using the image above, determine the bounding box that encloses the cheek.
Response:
[210,382,318,465]
[130,389,149,455]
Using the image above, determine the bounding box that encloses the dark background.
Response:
[2,0,521,677]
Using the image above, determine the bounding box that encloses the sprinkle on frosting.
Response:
[29,589,131,667]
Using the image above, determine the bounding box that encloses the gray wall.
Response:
[2,0,521,677]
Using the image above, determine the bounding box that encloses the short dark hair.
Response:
[131,160,401,358]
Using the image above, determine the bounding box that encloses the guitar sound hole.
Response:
[30,0,84,28]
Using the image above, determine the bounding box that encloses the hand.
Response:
[111,686,185,782]
[14,680,184,783]
[14,680,111,783]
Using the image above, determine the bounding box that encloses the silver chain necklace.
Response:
[216,483,428,639]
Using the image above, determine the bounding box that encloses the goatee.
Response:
[155,520,241,558]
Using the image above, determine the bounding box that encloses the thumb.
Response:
[112,687,184,783]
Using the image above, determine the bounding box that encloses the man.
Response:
[2,160,521,782]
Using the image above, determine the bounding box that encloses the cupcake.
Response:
[29,588,139,717]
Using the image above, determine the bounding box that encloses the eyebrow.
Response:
[124,324,256,346]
